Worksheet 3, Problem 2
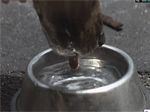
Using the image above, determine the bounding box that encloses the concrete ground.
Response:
[1,0,150,111]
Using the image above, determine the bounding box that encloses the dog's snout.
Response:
[98,32,105,46]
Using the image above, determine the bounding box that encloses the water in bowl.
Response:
[37,59,122,90]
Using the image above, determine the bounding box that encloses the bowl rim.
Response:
[27,44,134,94]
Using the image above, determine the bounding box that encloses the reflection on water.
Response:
[37,59,122,90]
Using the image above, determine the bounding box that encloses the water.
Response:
[37,59,122,90]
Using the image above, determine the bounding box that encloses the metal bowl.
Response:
[11,44,150,111]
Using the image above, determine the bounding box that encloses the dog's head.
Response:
[34,1,105,57]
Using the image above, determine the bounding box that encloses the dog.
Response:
[2,0,123,69]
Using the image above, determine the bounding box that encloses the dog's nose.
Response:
[98,32,105,46]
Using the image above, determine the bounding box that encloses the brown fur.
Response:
[33,1,103,56]
[2,0,123,57]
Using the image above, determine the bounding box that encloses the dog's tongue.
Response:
[69,54,81,70]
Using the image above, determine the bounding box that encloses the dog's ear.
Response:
[1,0,26,4]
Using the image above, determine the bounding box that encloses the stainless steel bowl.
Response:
[11,45,150,111]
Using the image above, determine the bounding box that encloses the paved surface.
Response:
[1,1,150,71]
[1,0,150,111]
